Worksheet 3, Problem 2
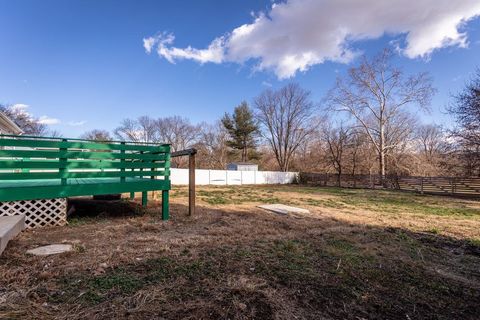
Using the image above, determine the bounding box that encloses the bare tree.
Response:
[0,104,48,136]
[195,121,229,169]
[156,116,200,167]
[416,125,448,161]
[326,49,435,179]
[81,129,113,141]
[448,68,480,147]
[447,69,480,177]
[348,130,364,177]
[322,123,351,186]
[156,116,199,152]
[114,116,158,143]
[414,124,451,176]
[255,83,317,172]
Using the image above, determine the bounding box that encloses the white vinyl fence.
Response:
[170,169,298,185]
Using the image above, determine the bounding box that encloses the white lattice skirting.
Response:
[0,198,67,229]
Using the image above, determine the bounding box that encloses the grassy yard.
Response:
[1,185,479,319]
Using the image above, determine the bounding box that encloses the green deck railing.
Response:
[0,134,171,220]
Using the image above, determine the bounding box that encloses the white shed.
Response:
[226,162,258,171]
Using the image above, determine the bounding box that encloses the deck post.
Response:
[120,141,126,183]
[151,154,157,200]
[59,138,68,186]
[142,191,148,207]
[162,190,169,220]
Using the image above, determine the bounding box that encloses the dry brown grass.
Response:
[1,185,479,319]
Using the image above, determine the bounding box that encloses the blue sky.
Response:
[1,0,479,137]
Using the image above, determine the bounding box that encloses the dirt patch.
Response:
[1,185,480,319]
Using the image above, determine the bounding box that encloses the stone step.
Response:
[0,215,26,255]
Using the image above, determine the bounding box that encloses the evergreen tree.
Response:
[221,102,259,162]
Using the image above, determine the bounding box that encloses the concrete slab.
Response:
[258,204,310,215]
[0,215,25,255]
[26,244,73,256]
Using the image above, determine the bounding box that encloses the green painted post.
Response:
[151,156,156,200]
[142,191,148,207]
[59,138,68,185]
[120,142,126,183]
[21,158,30,173]
[162,190,169,220]
[130,192,135,200]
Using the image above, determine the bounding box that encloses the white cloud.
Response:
[144,0,480,79]
[38,116,60,125]
[67,120,87,126]
[261,81,273,87]
[143,37,156,54]
[8,104,61,126]
[11,103,29,113]
[144,32,224,64]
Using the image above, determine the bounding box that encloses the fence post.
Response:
[420,177,424,195]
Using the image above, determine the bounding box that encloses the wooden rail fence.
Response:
[299,173,480,198]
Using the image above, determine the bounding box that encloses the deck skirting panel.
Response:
[0,198,67,228]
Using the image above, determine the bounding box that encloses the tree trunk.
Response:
[352,156,356,188]
[337,167,342,187]
[242,140,247,162]
[379,151,385,177]
[379,123,385,184]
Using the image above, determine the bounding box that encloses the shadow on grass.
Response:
[3,200,480,320]
[48,201,480,319]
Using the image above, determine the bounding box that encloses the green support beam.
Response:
[162,190,169,220]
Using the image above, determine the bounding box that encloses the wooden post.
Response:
[189,152,196,216]
[170,148,197,217]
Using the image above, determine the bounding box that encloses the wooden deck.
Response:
[0,134,171,220]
